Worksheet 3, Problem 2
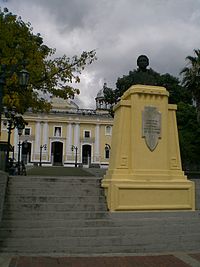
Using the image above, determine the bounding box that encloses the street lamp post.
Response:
[5,107,17,171]
[105,143,111,160]
[40,144,47,167]
[17,141,22,167]
[4,111,28,172]
[71,145,78,167]
[17,121,27,175]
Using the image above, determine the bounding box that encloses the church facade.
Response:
[1,86,113,168]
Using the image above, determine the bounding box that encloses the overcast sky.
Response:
[1,0,200,108]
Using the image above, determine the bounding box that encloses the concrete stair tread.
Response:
[6,190,105,196]
[0,221,116,229]
[1,223,200,235]
[0,233,199,251]
[6,196,106,202]
[3,205,107,212]
[2,213,110,221]
[8,178,101,181]
[0,233,198,243]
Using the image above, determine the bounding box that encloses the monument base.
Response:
[102,174,195,211]
[101,84,195,212]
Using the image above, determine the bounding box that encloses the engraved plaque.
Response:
[142,106,161,151]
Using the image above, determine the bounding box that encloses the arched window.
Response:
[105,149,110,159]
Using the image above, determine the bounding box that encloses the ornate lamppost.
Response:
[105,143,111,159]
[4,110,28,172]
[17,120,28,175]
[4,107,17,168]
[71,145,78,167]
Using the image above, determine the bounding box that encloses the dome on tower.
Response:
[96,88,105,99]
[95,83,111,112]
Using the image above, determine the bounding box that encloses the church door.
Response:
[82,145,91,167]
[51,142,63,166]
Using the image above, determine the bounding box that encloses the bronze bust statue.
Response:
[137,55,149,71]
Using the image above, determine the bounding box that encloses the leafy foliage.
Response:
[104,60,200,170]
[0,8,97,113]
[177,102,200,170]
[104,67,192,108]
[180,49,200,123]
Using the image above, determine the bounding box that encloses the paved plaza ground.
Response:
[0,252,200,267]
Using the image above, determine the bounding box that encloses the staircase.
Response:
[0,175,200,255]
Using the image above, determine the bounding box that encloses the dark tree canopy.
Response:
[180,49,200,123]
[0,8,97,113]
[103,55,199,171]
[104,60,192,107]
[177,102,200,170]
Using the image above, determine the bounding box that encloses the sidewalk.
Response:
[2,252,200,267]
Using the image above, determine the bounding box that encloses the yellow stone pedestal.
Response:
[101,85,195,211]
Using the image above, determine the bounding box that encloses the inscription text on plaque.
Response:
[142,106,161,151]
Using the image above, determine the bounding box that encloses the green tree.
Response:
[104,61,199,170]
[0,8,97,113]
[177,102,200,170]
[104,66,192,108]
[180,49,200,123]
[103,68,161,110]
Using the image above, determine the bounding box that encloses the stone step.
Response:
[1,175,199,255]
[0,233,199,254]
[8,176,101,184]
[5,209,197,220]
[9,175,102,183]
[2,211,110,220]
[0,227,122,238]
[3,202,107,212]
[5,196,107,204]
[1,214,200,228]
[0,221,200,238]
[3,208,199,221]
[0,219,116,228]
[7,176,103,187]
[6,187,105,196]
[7,183,102,190]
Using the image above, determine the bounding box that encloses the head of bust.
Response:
[137,55,149,71]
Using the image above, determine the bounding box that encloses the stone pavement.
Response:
[1,252,200,267]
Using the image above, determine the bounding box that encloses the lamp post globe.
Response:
[19,68,29,87]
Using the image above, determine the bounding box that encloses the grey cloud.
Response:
[4,0,200,108]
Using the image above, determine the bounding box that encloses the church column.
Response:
[74,123,80,147]
[94,124,100,163]
[42,122,48,161]
[34,121,41,161]
[66,122,72,161]
[74,123,80,163]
